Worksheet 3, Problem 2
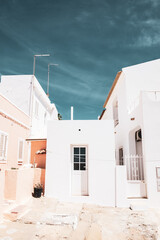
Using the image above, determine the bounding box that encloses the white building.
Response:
[0,75,58,138]
[45,120,117,206]
[100,59,160,207]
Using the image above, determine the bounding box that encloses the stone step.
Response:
[4,204,29,221]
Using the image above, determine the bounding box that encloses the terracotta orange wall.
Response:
[30,140,46,169]
[33,168,46,193]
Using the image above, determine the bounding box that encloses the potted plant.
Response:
[33,183,43,198]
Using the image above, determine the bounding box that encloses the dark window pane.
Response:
[80,147,86,154]
[74,155,79,162]
[80,163,86,170]
[80,155,86,162]
[74,163,79,170]
[74,148,79,154]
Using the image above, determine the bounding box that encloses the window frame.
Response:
[156,167,160,192]
[119,147,124,165]
[72,145,87,171]
[17,138,24,165]
[0,131,8,163]
[113,98,119,127]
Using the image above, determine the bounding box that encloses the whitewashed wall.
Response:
[0,75,58,138]
[102,72,130,160]
[141,92,160,207]
[0,75,31,115]
[102,59,160,161]
[31,93,57,138]
[45,120,116,206]
[123,59,160,107]
[101,59,160,206]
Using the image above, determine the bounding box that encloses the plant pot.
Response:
[33,187,43,198]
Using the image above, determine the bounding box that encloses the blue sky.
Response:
[0,0,160,119]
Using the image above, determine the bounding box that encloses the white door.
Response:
[71,146,88,196]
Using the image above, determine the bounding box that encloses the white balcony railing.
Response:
[125,155,144,181]
[128,91,160,114]
[143,91,160,101]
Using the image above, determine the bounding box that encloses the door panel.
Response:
[72,146,88,196]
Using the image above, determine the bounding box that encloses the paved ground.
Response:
[0,197,160,240]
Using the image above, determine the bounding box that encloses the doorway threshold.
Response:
[127,197,148,199]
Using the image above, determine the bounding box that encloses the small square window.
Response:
[74,155,79,162]
[80,148,85,154]
[74,163,79,170]
[74,148,79,154]
[80,155,86,162]
[80,163,86,170]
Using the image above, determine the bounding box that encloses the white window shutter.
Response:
[0,132,8,161]
[0,134,4,157]
[18,140,23,160]
[4,135,7,159]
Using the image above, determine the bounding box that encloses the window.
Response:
[113,99,119,127]
[135,129,142,142]
[35,101,39,117]
[0,132,8,162]
[73,147,86,171]
[18,139,24,165]
[119,148,124,165]
[156,167,160,192]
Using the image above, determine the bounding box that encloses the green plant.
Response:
[34,183,43,189]
[58,113,62,120]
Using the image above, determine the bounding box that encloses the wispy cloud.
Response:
[128,18,160,48]
[0,23,34,54]
[51,82,104,100]
[142,0,160,7]
[75,11,91,22]
[133,32,160,47]
[137,36,157,47]
[1,0,160,119]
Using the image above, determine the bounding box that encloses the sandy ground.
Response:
[0,197,160,240]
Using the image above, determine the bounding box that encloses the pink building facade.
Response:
[0,75,58,206]
[0,94,30,170]
[0,94,33,204]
